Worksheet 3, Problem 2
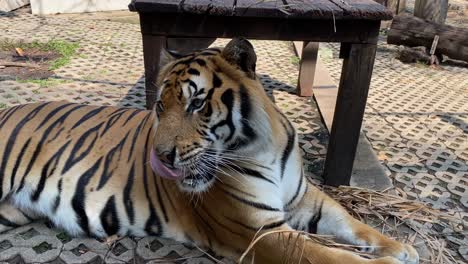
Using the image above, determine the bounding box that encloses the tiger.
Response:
[0,38,419,264]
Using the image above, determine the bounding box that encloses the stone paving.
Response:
[0,5,467,264]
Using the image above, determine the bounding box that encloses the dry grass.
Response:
[322,186,465,264]
[235,185,465,264]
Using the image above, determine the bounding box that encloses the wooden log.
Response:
[387,15,468,62]
[414,0,448,24]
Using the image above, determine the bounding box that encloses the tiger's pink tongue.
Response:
[150,149,185,180]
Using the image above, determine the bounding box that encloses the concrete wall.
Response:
[30,0,130,15]
[0,0,29,12]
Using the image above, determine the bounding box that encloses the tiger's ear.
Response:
[159,49,185,67]
[221,38,257,79]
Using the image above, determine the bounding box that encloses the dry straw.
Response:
[236,185,465,264]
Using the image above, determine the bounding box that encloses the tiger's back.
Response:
[0,102,159,236]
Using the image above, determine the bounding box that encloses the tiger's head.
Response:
[150,38,274,193]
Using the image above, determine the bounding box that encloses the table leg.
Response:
[297,42,319,97]
[323,43,377,186]
[142,34,166,110]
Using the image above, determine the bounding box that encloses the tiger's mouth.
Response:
[180,172,215,190]
[150,149,216,192]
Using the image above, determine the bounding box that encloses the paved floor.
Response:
[0,4,466,264]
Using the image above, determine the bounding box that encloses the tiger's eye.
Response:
[191,98,204,109]
[156,101,164,112]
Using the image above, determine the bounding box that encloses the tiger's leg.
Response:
[287,182,419,264]
[0,201,37,233]
[243,224,404,264]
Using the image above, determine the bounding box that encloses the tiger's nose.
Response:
[156,146,176,167]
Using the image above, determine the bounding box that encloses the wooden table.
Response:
[129,0,392,186]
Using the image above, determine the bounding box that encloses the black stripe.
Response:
[205,47,221,52]
[0,105,25,129]
[53,179,62,213]
[198,206,245,238]
[47,127,65,143]
[72,157,103,235]
[212,72,222,88]
[0,102,50,198]
[193,208,216,234]
[32,140,71,201]
[122,109,142,126]
[160,179,177,212]
[128,114,151,162]
[62,122,104,175]
[226,216,286,231]
[187,68,200,76]
[100,195,120,236]
[194,58,206,66]
[0,214,19,228]
[239,85,256,141]
[35,103,75,131]
[279,120,295,179]
[285,172,304,209]
[16,105,87,193]
[198,51,218,56]
[17,208,34,222]
[308,200,323,234]
[101,109,127,136]
[218,181,256,198]
[193,88,205,97]
[71,106,106,129]
[143,127,162,236]
[272,107,296,179]
[210,89,235,142]
[10,138,31,190]
[239,167,276,186]
[154,176,169,223]
[124,163,136,225]
[97,130,130,190]
[222,189,281,211]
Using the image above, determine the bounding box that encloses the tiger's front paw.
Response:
[382,243,419,264]
[398,244,419,264]
[378,241,419,264]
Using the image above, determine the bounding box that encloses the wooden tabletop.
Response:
[129,0,393,20]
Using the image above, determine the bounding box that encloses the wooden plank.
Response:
[234,0,283,17]
[139,13,381,43]
[130,0,393,20]
[297,41,319,97]
[182,0,236,16]
[285,0,344,18]
[323,42,377,186]
[311,59,338,132]
[330,0,393,20]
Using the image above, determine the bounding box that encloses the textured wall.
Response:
[30,0,130,15]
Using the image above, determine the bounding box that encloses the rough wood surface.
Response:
[139,13,381,43]
[324,43,377,186]
[129,0,393,20]
[388,14,468,62]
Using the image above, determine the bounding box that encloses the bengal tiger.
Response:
[0,38,418,264]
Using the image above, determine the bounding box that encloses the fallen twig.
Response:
[0,62,40,68]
